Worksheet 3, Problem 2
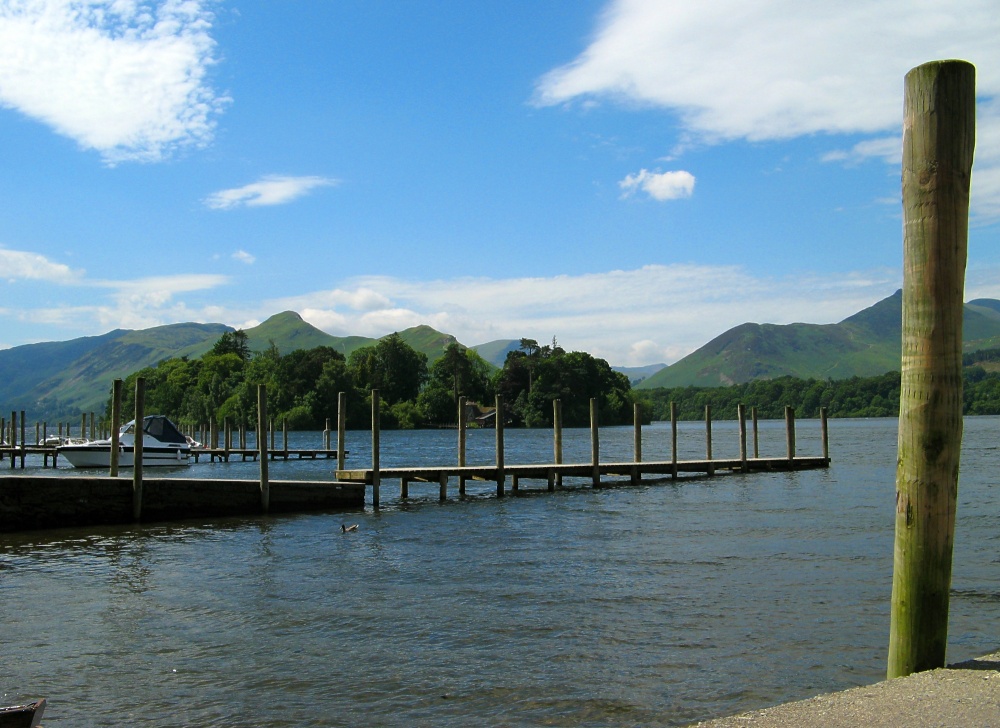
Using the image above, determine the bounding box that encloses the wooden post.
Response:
[752,406,760,458]
[110,379,122,477]
[738,403,748,473]
[400,477,408,499]
[439,472,448,501]
[888,60,975,680]
[705,404,714,476]
[590,398,600,487]
[133,377,145,521]
[337,392,347,471]
[324,418,331,451]
[633,402,642,484]
[224,418,231,461]
[258,385,269,512]
[269,417,275,453]
[8,411,15,469]
[372,389,381,507]
[670,401,678,479]
[553,399,563,490]
[282,418,288,456]
[89,412,95,444]
[19,410,25,468]
[785,406,796,463]
[495,394,505,497]
[820,406,830,463]
[81,412,86,441]
[458,396,467,495]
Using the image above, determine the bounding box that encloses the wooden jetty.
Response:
[338,393,831,505]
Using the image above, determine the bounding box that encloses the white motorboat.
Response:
[58,415,192,468]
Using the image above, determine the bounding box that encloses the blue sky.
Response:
[1,0,998,366]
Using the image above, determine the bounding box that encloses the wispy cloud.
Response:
[232,250,256,265]
[0,246,82,283]
[0,0,226,164]
[619,169,694,200]
[535,0,1000,219]
[204,175,339,210]
[264,265,905,366]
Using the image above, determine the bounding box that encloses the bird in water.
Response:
[341,523,358,533]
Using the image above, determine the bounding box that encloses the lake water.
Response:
[2,417,998,726]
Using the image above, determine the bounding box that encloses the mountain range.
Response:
[2,290,999,421]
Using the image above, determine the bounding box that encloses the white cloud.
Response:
[232,249,255,265]
[0,246,81,283]
[268,264,904,366]
[536,0,1000,218]
[619,169,694,200]
[204,175,339,210]
[0,0,226,164]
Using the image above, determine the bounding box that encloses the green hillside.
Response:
[638,290,1000,389]
[472,339,520,368]
[0,322,230,419]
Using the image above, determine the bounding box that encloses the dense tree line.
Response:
[636,367,1000,420]
[109,333,636,430]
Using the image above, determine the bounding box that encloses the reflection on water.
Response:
[1,417,999,726]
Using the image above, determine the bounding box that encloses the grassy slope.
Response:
[638,290,1000,389]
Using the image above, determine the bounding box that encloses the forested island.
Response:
[111,332,1000,429]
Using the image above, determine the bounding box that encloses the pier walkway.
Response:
[688,651,1000,727]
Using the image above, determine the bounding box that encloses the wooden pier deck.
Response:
[192,448,345,463]
[336,455,831,500]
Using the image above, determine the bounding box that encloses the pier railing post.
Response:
[633,402,642,484]
[888,59,975,679]
[9,411,15,469]
[372,389,381,507]
[705,404,714,476]
[337,391,347,472]
[110,379,122,477]
[553,399,563,490]
[458,396,467,495]
[670,401,678,479]
[258,385,270,513]
[324,418,331,451]
[133,377,145,521]
[495,395,505,497]
[19,410,26,468]
[785,406,796,463]
[820,407,829,463]
[752,406,759,458]
[590,398,600,487]
[738,403,748,473]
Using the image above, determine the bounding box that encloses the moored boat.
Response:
[0,697,45,728]
[58,415,191,468]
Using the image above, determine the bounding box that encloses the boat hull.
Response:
[59,444,191,468]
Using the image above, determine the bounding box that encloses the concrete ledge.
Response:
[0,475,364,532]
[688,651,1000,727]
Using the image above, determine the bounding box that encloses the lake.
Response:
[1,417,998,726]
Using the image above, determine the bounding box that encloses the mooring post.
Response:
[110,379,122,477]
[80,412,86,442]
[224,418,231,462]
[888,59,975,680]
[553,399,563,490]
[633,402,642,484]
[458,395,467,495]
[590,398,600,487]
[372,389,381,507]
[282,418,288,456]
[133,377,145,521]
[820,407,830,463]
[324,418,331,451]
[495,394,505,497]
[738,403,748,473]
[269,417,275,453]
[752,406,760,458]
[705,405,714,476]
[337,392,347,471]
[258,385,269,513]
[785,406,796,463]
[670,401,678,479]
[439,472,448,501]
[8,411,15,469]
[19,410,26,468]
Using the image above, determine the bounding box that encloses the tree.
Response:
[347,333,428,405]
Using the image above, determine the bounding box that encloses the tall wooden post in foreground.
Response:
[257,385,269,513]
[132,377,145,521]
[888,60,975,679]
[110,379,122,477]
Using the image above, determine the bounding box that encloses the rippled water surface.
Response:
[2,417,999,726]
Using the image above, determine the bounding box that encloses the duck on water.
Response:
[58,415,192,468]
